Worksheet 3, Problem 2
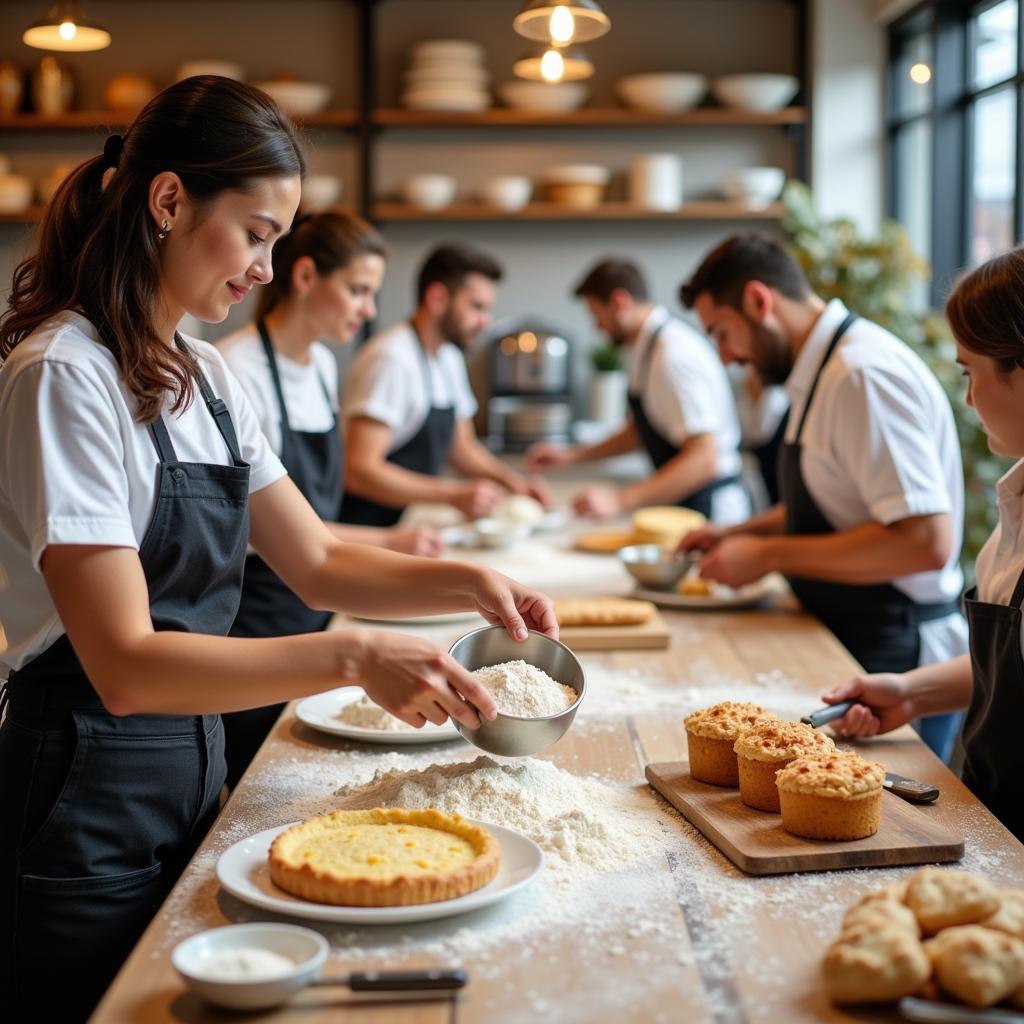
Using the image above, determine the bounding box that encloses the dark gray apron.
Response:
[0,340,249,1023]
[627,318,742,518]
[223,321,343,788]
[339,324,457,528]
[778,312,960,673]
[962,564,1024,841]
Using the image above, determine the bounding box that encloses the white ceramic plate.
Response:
[633,574,782,610]
[295,687,461,744]
[217,820,544,924]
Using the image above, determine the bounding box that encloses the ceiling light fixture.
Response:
[23,1,111,52]
[513,44,594,83]
[513,1,610,45]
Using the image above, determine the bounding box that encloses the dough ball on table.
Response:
[980,889,1024,941]
[906,867,1001,936]
[926,924,1024,1008]
[842,898,921,938]
[822,922,930,1004]
[493,494,545,527]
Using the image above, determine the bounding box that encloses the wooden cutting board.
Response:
[559,610,671,650]
[646,760,964,875]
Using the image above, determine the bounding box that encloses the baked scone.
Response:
[269,807,500,907]
[775,751,885,840]
[842,898,920,939]
[684,702,778,787]
[822,922,930,1004]
[980,889,1024,941]
[554,597,655,627]
[632,506,706,548]
[733,719,836,812]
[679,575,712,597]
[926,925,1024,1008]
[906,867,1001,936]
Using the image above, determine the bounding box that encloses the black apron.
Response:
[223,321,344,788]
[0,342,248,1024]
[962,565,1024,840]
[339,324,457,528]
[628,317,742,519]
[778,312,960,673]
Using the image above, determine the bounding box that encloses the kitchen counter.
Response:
[91,491,1024,1024]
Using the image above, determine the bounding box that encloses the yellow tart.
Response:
[268,807,501,907]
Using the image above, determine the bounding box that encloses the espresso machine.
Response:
[485,319,575,452]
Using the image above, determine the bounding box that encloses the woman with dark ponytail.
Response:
[218,210,443,788]
[0,76,555,1023]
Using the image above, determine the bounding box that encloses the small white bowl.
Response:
[711,73,799,112]
[411,39,486,64]
[172,922,328,1011]
[481,175,532,211]
[403,173,457,210]
[176,61,245,82]
[474,518,531,549]
[616,73,707,112]
[302,174,343,211]
[721,166,785,208]
[255,80,331,116]
[0,174,33,214]
[498,80,588,113]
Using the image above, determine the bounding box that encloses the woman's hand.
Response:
[385,525,444,558]
[821,673,916,738]
[472,568,558,642]
[354,630,498,729]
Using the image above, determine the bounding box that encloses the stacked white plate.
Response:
[402,38,491,112]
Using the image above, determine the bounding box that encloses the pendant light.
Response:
[513,44,594,83]
[513,1,610,45]
[23,2,111,52]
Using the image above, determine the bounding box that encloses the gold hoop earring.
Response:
[157,219,170,241]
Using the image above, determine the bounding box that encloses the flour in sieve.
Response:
[338,694,416,732]
[473,660,576,717]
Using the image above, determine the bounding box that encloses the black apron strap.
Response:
[1011,562,1024,608]
[409,322,437,406]
[174,332,244,463]
[147,417,179,463]
[636,314,669,396]
[256,319,293,435]
[791,310,858,444]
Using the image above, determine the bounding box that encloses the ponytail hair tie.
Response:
[102,133,125,169]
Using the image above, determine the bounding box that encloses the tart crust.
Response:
[269,807,501,907]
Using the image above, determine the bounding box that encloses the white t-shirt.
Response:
[783,299,968,666]
[975,458,1024,658]
[628,307,750,525]
[341,321,477,453]
[217,324,339,457]
[0,311,286,676]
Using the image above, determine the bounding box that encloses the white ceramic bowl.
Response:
[176,61,245,82]
[255,80,331,116]
[498,80,588,113]
[721,166,785,208]
[172,922,328,1011]
[0,174,33,214]
[711,73,800,111]
[474,518,531,549]
[411,39,486,64]
[402,86,490,112]
[405,63,490,88]
[542,163,610,186]
[616,73,707,112]
[302,174,343,211]
[481,175,532,210]
[403,173,457,210]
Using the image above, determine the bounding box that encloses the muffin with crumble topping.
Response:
[684,701,778,787]
[734,719,836,812]
[776,751,885,840]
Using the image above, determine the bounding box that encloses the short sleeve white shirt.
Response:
[341,322,477,454]
[0,311,286,675]
[217,323,339,457]
[783,299,967,666]
[627,307,749,525]
[974,458,1024,659]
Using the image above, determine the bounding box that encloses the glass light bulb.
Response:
[540,48,564,82]
[909,62,932,84]
[58,20,77,40]
[550,5,575,44]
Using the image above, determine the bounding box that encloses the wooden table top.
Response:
[91,517,1024,1024]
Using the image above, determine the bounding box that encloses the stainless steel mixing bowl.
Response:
[619,543,696,588]
[448,625,586,757]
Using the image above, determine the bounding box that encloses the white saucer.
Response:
[295,688,461,744]
[634,574,783,610]
[216,820,544,924]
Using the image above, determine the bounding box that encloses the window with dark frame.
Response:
[888,0,1023,308]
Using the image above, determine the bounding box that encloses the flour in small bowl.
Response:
[338,695,416,733]
[473,660,577,718]
[193,947,296,981]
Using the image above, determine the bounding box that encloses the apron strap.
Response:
[257,319,338,432]
[792,310,858,444]
[635,314,669,398]
[1011,561,1024,608]
[175,333,244,463]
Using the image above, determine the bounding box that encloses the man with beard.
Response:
[341,242,549,526]
[526,258,750,524]
[678,233,967,760]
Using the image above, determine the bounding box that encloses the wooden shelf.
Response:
[373,106,807,128]
[0,109,357,131]
[371,200,785,222]
[0,207,45,224]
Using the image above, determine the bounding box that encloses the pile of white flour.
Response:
[473,660,577,717]
[337,694,416,732]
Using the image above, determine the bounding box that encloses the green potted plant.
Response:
[588,342,628,426]
[781,180,1010,576]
